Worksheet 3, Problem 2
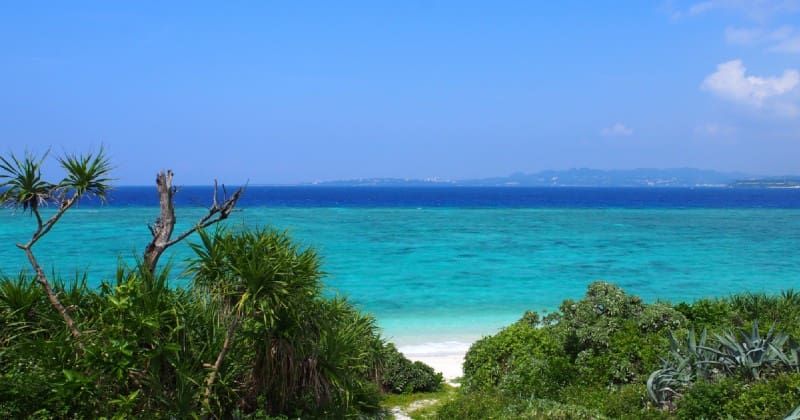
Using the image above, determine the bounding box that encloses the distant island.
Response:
[304,168,800,188]
[728,177,800,188]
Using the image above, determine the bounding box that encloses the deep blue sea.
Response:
[2,187,799,349]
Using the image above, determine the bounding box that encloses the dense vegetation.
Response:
[3,149,797,418]
[438,282,800,419]
[0,150,442,418]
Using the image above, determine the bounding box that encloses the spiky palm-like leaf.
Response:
[188,228,323,412]
[57,147,113,201]
[0,152,53,212]
[0,272,42,316]
[189,228,321,314]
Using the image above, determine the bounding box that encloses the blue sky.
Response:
[2,1,799,184]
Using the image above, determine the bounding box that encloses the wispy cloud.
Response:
[725,25,800,53]
[600,123,634,137]
[694,122,736,137]
[770,30,800,53]
[671,0,800,21]
[702,59,799,115]
[688,1,715,16]
[669,1,800,56]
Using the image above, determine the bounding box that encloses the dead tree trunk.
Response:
[143,171,177,271]
[143,170,243,273]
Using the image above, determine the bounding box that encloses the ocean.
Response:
[2,187,800,352]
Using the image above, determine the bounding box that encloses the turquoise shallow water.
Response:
[2,207,799,346]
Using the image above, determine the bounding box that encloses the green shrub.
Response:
[599,384,667,419]
[575,322,668,385]
[675,298,734,329]
[638,302,687,333]
[675,378,741,419]
[559,384,666,419]
[0,229,430,418]
[381,343,443,394]
[437,391,608,420]
[677,291,800,338]
[675,375,800,420]
[503,353,575,400]
[443,282,800,420]
[462,316,565,394]
[514,398,609,419]
[723,373,800,419]
[436,390,513,419]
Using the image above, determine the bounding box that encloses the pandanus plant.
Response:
[0,149,112,341]
[188,228,321,413]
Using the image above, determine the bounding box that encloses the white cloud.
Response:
[600,123,634,137]
[701,60,799,111]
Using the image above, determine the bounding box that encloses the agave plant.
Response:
[646,328,714,407]
[703,321,790,380]
[646,359,693,408]
[775,338,800,372]
[786,404,800,420]
[648,322,800,408]
[667,327,720,380]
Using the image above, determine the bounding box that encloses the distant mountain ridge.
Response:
[306,168,768,187]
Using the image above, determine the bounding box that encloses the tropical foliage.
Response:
[440,282,800,419]
[0,234,444,418]
[0,149,441,418]
[647,322,800,410]
[381,343,443,394]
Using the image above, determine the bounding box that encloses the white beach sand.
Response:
[398,341,471,382]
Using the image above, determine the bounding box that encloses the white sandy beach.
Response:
[399,341,471,382]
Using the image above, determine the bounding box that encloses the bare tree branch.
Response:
[15,194,84,342]
[143,171,243,273]
[20,194,79,249]
[22,247,82,341]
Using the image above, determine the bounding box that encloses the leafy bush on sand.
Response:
[381,343,443,394]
